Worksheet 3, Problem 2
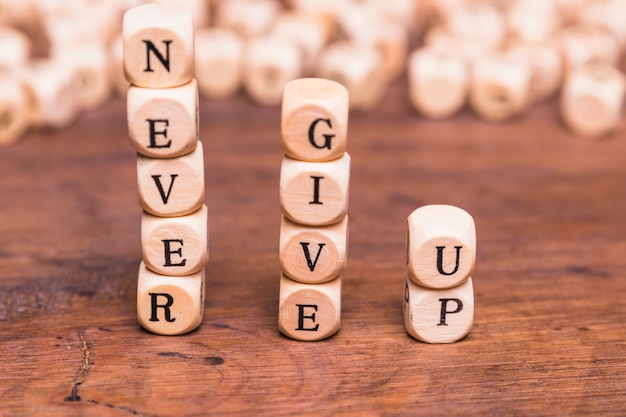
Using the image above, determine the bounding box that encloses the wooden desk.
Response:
[2,82,625,416]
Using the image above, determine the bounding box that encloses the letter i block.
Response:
[281,78,349,162]
[278,273,341,341]
[403,277,474,343]
[407,204,476,289]
[127,79,199,158]
[279,153,350,226]
[123,3,194,88]
[137,141,205,217]
[137,262,204,335]
[141,205,208,276]
[280,215,348,284]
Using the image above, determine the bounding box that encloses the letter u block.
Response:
[407,205,476,289]
[127,79,198,158]
[123,3,194,88]
[278,273,341,341]
[137,262,204,335]
[280,153,350,226]
[281,78,349,162]
[141,205,208,276]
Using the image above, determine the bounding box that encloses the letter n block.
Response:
[278,273,341,341]
[123,3,194,88]
[403,277,474,343]
[279,153,350,226]
[137,262,204,335]
[281,78,349,162]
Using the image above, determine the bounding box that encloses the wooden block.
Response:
[403,276,474,343]
[445,3,505,51]
[154,0,210,29]
[575,0,626,49]
[469,52,531,121]
[278,273,341,341]
[214,0,280,39]
[0,26,31,70]
[423,26,491,67]
[194,28,244,100]
[0,75,30,145]
[315,42,387,112]
[279,215,348,284]
[281,77,349,162]
[280,153,350,226]
[137,141,205,217]
[557,24,621,76]
[141,204,208,276]
[243,35,302,106]
[505,0,561,44]
[127,79,198,158]
[560,64,626,139]
[137,261,204,335]
[408,46,469,119]
[123,3,194,88]
[407,204,476,290]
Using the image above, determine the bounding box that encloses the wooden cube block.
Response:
[137,141,205,217]
[154,0,210,29]
[407,204,476,290]
[403,276,474,343]
[469,53,531,121]
[280,215,348,284]
[137,261,204,335]
[557,24,621,75]
[575,0,626,50]
[0,26,31,70]
[281,78,349,162]
[278,273,341,341]
[194,28,244,100]
[127,79,198,158]
[0,75,30,145]
[243,36,302,106]
[505,41,562,104]
[408,47,469,119]
[280,153,350,226]
[123,3,194,88]
[141,205,208,276]
[560,64,626,139]
[423,26,491,67]
[214,0,280,39]
[505,0,561,44]
[445,3,505,51]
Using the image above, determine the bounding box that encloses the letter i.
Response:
[124,4,208,336]
[278,78,350,341]
[403,205,476,343]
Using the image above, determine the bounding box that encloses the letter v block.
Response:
[280,153,350,226]
[281,77,349,162]
[403,277,474,343]
[280,215,348,284]
[123,3,194,88]
[137,141,205,217]
[137,261,204,335]
[407,204,476,289]
[127,79,199,158]
[278,273,341,341]
[141,205,208,276]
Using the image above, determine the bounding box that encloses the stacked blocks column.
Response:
[404,205,476,343]
[123,4,207,336]
[278,78,350,341]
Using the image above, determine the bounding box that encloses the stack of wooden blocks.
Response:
[123,4,207,336]
[278,78,350,341]
[403,204,476,344]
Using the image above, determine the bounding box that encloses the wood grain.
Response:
[1,80,626,416]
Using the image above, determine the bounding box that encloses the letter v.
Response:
[151,174,178,204]
[299,242,326,272]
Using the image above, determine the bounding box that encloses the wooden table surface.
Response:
[2,81,626,416]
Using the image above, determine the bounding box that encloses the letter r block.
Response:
[127,79,198,158]
[137,262,204,335]
[281,77,349,162]
[403,277,474,343]
[123,3,194,88]
[278,273,341,341]
[407,204,476,289]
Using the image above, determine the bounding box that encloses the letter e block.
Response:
[142,205,208,276]
[278,273,341,341]
[403,276,474,343]
[407,204,476,289]
[137,262,204,335]
[123,3,194,88]
[280,215,348,284]
[281,77,349,162]
[127,79,198,158]
[280,153,350,226]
